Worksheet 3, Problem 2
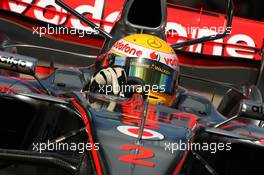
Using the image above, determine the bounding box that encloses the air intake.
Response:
[127,0,162,28]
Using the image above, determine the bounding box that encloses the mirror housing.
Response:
[238,99,264,121]
[0,51,37,76]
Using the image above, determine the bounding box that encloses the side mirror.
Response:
[238,99,264,121]
[0,51,37,76]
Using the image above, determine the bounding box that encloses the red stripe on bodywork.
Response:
[220,123,246,130]
[173,151,189,175]
[71,99,103,175]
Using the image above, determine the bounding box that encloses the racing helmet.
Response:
[101,34,179,106]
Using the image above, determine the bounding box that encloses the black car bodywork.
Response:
[0,64,264,175]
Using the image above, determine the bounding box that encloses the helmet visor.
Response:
[112,54,178,94]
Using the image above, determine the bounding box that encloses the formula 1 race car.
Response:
[0,0,264,175]
[1,46,264,175]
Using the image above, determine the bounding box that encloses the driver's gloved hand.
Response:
[85,67,127,97]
